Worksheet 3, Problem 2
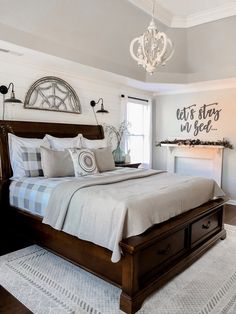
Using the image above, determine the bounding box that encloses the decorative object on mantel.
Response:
[24,76,81,114]
[0,82,22,120]
[104,122,129,164]
[90,98,109,125]
[156,138,233,149]
[129,0,174,74]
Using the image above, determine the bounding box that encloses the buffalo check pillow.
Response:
[21,146,43,177]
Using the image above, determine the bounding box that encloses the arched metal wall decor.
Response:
[24,76,81,114]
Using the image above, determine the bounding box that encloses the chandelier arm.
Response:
[141,34,149,66]
[130,37,144,63]
[157,32,168,60]
[161,39,174,64]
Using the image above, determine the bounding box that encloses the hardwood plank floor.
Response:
[0,286,32,314]
[224,204,236,226]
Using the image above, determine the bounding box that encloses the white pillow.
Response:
[81,136,107,149]
[45,134,82,150]
[68,148,98,177]
[8,133,49,178]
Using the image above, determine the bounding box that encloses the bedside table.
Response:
[115,162,141,168]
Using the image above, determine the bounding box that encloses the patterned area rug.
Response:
[0,225,236,314]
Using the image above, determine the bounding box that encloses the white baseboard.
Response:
[227,200,236,206]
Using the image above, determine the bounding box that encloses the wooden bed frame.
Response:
[0,120,227,314]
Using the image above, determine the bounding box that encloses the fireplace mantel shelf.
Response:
[161,144,224,149]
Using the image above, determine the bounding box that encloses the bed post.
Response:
[120,251,142,314]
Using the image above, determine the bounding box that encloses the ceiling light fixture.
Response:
[130,0,174,74]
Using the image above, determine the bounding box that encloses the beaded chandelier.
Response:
[130,0,174,74]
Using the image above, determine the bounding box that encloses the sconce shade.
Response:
[4,95,22,103]
[96,107,109,113]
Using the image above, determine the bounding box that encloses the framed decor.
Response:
[24,76,81,114]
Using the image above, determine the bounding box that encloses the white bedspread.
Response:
[42,169,225,262]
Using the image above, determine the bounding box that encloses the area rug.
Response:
[0,225,236,314]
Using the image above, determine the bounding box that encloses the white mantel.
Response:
[162,144,224,186]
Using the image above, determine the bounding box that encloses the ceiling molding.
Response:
[178,3,236,28]
[154,78,236,96]
[128,0,236,28]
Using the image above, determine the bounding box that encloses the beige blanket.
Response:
[43,169,225,262]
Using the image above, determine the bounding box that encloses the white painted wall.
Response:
[153,87,236,202]
[0,47,151,131]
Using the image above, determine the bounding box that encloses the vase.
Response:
[112,146,125,164]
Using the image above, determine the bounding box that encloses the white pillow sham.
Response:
[81,136,107,149]
[45,134,82,151]
[8,133,49,178]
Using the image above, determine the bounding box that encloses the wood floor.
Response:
[0,204,235,314]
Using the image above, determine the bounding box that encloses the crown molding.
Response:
[128,0,236,28]
[177,3,236,28]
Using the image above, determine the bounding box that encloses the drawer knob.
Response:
[157,244,171,255]
[202,221,211,229]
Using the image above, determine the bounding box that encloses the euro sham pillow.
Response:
[8,133,49,178]
[21,147,43,177]
[81,136,107,149]
[68,148,98,177]
[40,146,74,178]
[45,134,82,151]
[93,147,115,172]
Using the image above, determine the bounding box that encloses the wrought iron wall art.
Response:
[24,76,81,114]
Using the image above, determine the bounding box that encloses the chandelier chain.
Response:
[152,0,156,19]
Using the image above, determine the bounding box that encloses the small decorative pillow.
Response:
[93,147,115,172]
[81,136,107,149]
[21,147,43,177]
[40,146,74,177]
[68,148,98,177]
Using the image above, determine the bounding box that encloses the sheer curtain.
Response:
[124,97,152,168]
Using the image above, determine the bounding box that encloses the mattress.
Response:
[9,167,133,216]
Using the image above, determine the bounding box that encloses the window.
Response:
[126,100,152,167]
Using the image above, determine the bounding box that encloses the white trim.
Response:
[128,0,236,29]
[154,77,236,96]
[227,200,236,206]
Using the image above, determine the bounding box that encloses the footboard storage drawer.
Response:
[138,228,187,283]
[191,209,221,246]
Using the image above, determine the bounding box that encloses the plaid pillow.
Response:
[21,147,43,177]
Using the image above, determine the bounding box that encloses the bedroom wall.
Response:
[0,47,151,130]
[153,87,236,203]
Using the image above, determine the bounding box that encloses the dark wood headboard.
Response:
[0,120,104,180]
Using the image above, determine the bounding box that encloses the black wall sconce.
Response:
[90,98,109,113]
[0,82,22,120]
[90,98,109,125]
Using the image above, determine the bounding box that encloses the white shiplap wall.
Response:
[0,47,151,127]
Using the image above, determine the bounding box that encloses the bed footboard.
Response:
[119,198,226,314]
